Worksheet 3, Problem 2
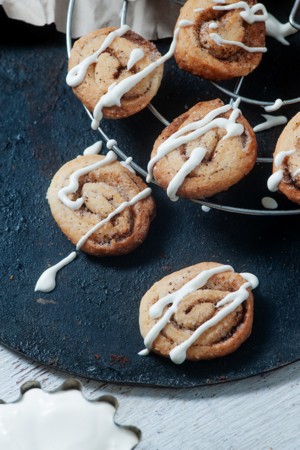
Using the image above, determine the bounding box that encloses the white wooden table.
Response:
[1,345,299,449]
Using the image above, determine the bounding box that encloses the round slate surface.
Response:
[0,4,299,387]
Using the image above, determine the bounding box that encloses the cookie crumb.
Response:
[110,354,130,367]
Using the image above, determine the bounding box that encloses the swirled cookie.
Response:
[147,99,257,200]
[174,0,266,80]
[139,262,257,363]
[67,27,163,120]
[47,154,155,256]
[269,112,300,204]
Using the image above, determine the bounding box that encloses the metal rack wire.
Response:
[66,0,300,215]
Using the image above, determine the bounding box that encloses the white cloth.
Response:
[0,0,181,39]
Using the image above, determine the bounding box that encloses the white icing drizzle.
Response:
[232,97,241,109]
[241,272,259,289]
[76,187,152,250]
[261,196,278,209]
[267,170,284,192]
[140,264,258,364]
[267,150,296,192]
[106,139,117,149]
[201,205,211,212]
[212,2,268,24]
[146,101,243,183]
[127,48,145,70]
[253,114,288,133]
[83,141,103,155]
[179,20,195,27]
[35,252,77,293]
[264,99,283,113]
[0,389,139,450]
[120,156,136,173]
[138,348,150,356]
[210,32,267,53]
[274,149,296,167]
[91,20,194,130]
[66,25,130,87]
[208,22,219,29]
[167,147,207,202]
[57,151,117,210]
[266,14,298,46]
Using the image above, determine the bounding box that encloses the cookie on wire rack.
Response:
[147,98,257,201]
[174,0,266,80]
[67,27,164,120]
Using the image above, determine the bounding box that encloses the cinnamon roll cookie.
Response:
[174,0,267,80]
[139,262,258,363]
[67,26,163,123]
[147,99,257,200]
[47,153,155,256]
[268,112,300,204]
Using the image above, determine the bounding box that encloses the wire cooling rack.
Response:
[66,0,300,215]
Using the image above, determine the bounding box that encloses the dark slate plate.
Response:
[0,3,299,387]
